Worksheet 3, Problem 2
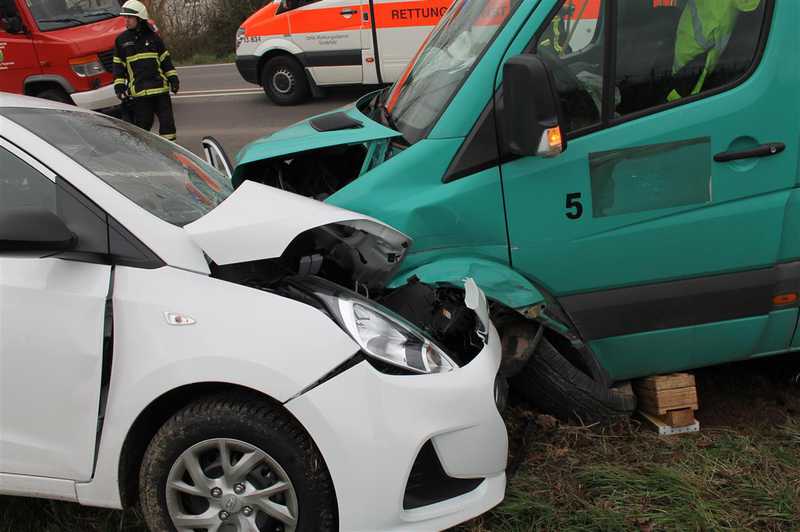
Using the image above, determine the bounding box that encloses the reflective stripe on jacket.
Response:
[668,0,761,101]
[113,26,178,98]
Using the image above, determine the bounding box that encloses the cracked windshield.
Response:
[385,0,522,144]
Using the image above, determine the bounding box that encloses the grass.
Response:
[174,52,236,67]
[1,359,799,531]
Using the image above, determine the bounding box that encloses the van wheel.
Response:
[35,88,72,105]
[512,336,636,424]
[139,394,336,532]
[262,56,310,106]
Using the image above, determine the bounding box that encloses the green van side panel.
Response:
[387,257,544,309]
[778,189,800,261]
[232,97,400,183]
[590,309,798,381]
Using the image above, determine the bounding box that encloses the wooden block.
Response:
[635,373,695,392]
[637,386,699,415]
[665,408,696,428]
[640,411,700,436]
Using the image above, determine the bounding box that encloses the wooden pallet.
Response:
[634,373,700,434]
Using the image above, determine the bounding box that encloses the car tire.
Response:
[262,56,310,106]
[513,336,636,424]
[35,87,72,105]
[139,394,336,532]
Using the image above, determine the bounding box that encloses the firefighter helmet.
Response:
[120,0,149,20]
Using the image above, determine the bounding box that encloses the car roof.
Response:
[0,92,92,113]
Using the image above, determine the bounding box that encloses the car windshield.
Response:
[28,0,121,31]
[383,0,522,144]
[3,108,233,227]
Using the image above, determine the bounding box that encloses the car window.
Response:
[535,0,606,134]
[0,145,56,211]
[3,109,234,227]
[615,0,767,117]
[529,0,769,135]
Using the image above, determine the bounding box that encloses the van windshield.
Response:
[384,0,521,144]
[29,0,121,31]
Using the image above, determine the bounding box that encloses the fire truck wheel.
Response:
[36,88,72,105]
[262,56,310,106]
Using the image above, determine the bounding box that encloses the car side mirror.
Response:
[0,208,77,255]
[1,15,25,34]
[502,54,565,158]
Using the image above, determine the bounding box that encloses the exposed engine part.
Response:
[239,144,367,201]
[210,222,407,297]
[379,280,485,365]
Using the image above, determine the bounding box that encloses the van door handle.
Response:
[714,143,785,163]
[340,8,357,15]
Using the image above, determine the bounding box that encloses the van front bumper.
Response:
[286,323,508,532]
[70,82,119,111]
[236,55,260,85]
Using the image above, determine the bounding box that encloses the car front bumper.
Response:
[286,322,507,531]
[70,82,119,111]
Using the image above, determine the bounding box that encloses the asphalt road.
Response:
[171,63,375,160]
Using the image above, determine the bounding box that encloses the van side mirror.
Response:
[0,209,77,255]
[502,54,565,158]
[1,15,25,34]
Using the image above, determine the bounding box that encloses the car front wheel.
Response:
[139,394,336,532]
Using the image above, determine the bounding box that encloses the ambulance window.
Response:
[534,0,606,134]
[277,0,321,13]
[615,0,769,117]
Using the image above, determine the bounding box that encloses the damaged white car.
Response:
[0,94,507,532]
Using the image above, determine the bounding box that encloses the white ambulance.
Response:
[235,0,451,105]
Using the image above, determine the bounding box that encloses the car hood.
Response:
[233,96,400,186]
[184,181,411,283]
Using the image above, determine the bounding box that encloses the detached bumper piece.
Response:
[404,441,484,510]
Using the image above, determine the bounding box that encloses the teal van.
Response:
[221,0,795,421]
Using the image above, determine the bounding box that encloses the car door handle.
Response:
[714,143,785,163]
[340,8,357,15]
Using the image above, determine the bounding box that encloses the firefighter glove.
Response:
[170,77,180,95]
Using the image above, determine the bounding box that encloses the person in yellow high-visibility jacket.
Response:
[668,0,761,102]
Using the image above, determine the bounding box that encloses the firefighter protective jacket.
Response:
[112,25,178,98]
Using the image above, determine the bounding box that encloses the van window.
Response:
[615,0,767,116]
[535,0,606,134]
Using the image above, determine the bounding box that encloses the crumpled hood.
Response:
[184,181,410,268]
[233,96,400,185]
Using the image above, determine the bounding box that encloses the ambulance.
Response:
[235,0,453,105]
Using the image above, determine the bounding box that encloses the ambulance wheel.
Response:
[262,56,310,106]
[36,87,72,105]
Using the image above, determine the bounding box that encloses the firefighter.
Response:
[668,0,761,102]
[113,0,179,141]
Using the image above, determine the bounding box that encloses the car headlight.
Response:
[69,55,104,77]
[338,298,456,374]
[236,27,246,50]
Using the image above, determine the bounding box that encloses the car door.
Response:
[365,0,451,83]
[0,138,110,481]
[287,0,364,84]
[0,1,41,94]
[498,0,797,380]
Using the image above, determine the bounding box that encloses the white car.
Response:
[0,93,507,532]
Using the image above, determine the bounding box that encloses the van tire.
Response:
[513,336,636,424]
[262,56,310,106]
[35,87,72,105]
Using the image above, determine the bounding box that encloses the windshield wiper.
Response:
[37,17,84,24]
[83,10,118,19]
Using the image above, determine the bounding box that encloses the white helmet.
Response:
[121,0,148,20]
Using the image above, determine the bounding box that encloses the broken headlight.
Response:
[338,298,456,374]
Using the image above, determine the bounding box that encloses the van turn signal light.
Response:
[773,293,798,306]
[537,126,564,157]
